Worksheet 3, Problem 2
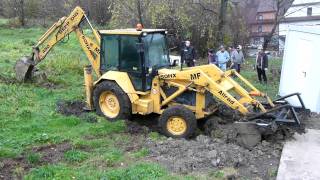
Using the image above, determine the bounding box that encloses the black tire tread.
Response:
[93,81,131,121]
[159,105,197,138]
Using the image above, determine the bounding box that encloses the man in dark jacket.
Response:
[256,46,268,83]
[181,41,196,67]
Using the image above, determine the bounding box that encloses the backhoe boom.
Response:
[17,6,101,79]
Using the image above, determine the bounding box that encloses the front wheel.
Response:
[159,105,197,138]
[93,81,131,121]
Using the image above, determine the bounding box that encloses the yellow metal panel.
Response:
[95,71,139,103]
[195,88,205,119]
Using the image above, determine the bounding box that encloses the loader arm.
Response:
[31,6,101,76]
[158,65,270,116]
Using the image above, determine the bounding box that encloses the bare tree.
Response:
[263,0,294,50]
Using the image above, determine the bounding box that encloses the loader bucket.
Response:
[235,93,309,148]
[235,122,261,149]
[14,57,34,82]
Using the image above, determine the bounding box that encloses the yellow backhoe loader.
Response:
[15,7,306,147]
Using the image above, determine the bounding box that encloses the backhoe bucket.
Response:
[15,57,34,82]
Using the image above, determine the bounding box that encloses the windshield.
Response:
[142,33,170,68]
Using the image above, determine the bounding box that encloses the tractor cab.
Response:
[99,28,170,92]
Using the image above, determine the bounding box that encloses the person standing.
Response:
[256,46,268,83]
[181,41,196,67]
[231,45,245,73]
[208,49,217,65]
[216,45,230,71]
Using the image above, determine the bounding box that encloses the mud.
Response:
[30,141,72,164]
[0,73,60,90]
[146,133,283,179]
[0,142,72,180]
[141,112,314,179]
[305,113,320,130]
[125,120,150,135]
[56,100,97,123]
[0,74,17,84]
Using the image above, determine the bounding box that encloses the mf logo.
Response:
[190,73,201,80]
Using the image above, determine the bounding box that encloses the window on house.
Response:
[258,15,263,21]
[258,25,263,33]
[307,7,312,16]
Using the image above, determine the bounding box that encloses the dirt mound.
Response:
[56,100,97,123]
[0,142,72,180]
[56,100,86,116]
[146,134,282,179]
[125,120,150,135]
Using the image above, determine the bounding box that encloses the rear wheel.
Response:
[93,81,131,121]
[159,106,197,138]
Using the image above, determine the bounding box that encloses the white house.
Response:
[279,0,320,52]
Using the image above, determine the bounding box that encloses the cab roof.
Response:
[99,28,166,35]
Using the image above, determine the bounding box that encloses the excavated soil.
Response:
[56,100,97,123]
[0,142,72,180]
[146,134,283,179]
[127,116,308,179]
[305,113,320,130]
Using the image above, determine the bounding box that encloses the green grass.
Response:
[64,150,88,163]
[0,21,283,179]
[239,57,282,98]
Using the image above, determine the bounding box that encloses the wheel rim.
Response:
[166,116,187,136]
[99,91,120,118]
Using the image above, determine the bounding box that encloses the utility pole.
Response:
[218,0,228,45]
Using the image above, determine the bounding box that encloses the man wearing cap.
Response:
[216,45,230,71]
[181,41,196,67]
[231,45,245,73]
[256,46,268,83]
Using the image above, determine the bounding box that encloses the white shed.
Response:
[279,26,320,113]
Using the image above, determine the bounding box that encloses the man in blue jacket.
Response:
[216,45,230,71]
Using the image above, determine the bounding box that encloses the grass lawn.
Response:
[0,24,283,179]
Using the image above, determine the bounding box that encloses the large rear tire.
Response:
[93,81,131,121]
[159,105,197,138]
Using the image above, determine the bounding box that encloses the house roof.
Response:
[281,15,320,23]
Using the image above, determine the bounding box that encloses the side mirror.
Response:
[136,43,144,53]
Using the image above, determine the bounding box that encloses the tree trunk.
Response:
[136,0,143,26]
[19,0,25,26]
[217,0,228,45]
